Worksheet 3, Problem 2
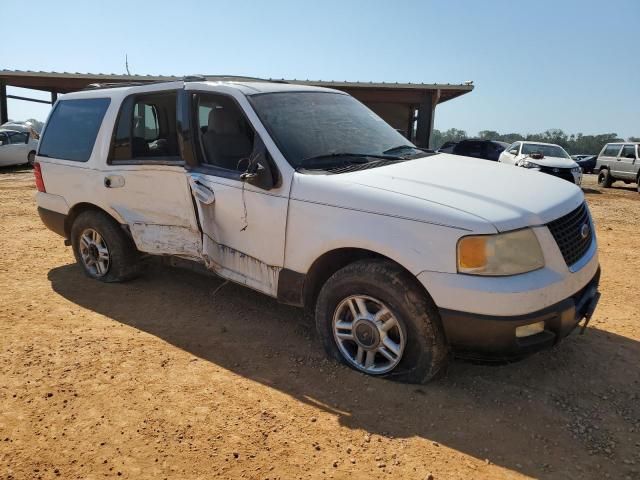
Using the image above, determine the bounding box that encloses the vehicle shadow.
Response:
[0,164,32,173]
[47,262,640,479]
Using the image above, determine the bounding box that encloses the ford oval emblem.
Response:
[580,223,589,239]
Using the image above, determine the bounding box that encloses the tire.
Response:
[315,259,449,383]
[27,151,35,166]
[70,210,140,282]
[597,169,612,188]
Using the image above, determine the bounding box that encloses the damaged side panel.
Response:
[202,239,281,296]
[187,174,289,298]
[130,223,202,259]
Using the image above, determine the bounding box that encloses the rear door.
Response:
[104,89,202,258]
[183,88,288,296]
[618,144,637,179]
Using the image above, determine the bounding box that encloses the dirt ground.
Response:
[0,167,638,480]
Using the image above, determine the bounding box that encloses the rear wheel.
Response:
[27,151,35,166]
[71,210,140,282]
[597,169,612,188]
[315,259,449,383]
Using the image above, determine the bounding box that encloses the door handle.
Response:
[188,177,215,205]
[104,175,125,188]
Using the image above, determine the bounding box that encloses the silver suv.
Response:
[596,142,640,193]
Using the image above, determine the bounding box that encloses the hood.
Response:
[520,155,578,169]
[291,153,585,233]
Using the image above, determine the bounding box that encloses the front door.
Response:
[103,87,202,259]
[185,91,288,296]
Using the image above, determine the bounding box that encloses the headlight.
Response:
[457,229,544,276]
[518,160,541,170]
[571,167,581,173]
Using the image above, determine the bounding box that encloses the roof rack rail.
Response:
[83,80,175,90]
[82,75,289,91]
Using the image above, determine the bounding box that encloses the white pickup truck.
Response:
[34,79,600,383]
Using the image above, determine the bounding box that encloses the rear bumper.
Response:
[440,268,601,360]
[37,207,67,238]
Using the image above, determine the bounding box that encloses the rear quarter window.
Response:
[39,98,111,162]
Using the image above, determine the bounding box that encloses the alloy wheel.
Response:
[79,228,110,277]
[332,295,406,375]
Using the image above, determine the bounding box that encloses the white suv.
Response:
[34,79,601,382]
[499,141,583,185]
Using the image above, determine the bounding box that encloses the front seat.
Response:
[202,106,253,170]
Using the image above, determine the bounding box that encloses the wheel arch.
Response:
[298,247,430,313]
[64,202,127,240]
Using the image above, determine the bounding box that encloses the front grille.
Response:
[546,203,593,267]
[539,166,575,183]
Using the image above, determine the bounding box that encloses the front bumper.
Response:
[439,268,601,360]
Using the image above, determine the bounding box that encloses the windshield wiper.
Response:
[382,145,420,155]
[298,152,401,170]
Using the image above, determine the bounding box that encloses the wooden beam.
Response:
[6,94,52,105]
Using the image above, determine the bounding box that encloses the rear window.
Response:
[39,98,110,162]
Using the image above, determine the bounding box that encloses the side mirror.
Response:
[509,149,519,155]
[240,149,276,190]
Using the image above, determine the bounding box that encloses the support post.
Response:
[415,89,440,148]
[0,80,8,124]
[51,91,58,104]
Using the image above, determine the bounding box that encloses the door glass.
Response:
[621,145,636,158]
[110,92,181,162]
[602,144,622,157]
[8,132,28,144]
[195,94,255,171]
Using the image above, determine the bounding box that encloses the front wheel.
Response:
[597,169,612,188]
[315,259,449,383]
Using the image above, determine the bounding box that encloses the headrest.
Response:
[208,106,242,135]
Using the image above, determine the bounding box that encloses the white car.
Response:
[499,141,582,185]
[0,128,39,167]
[34,80,600,383]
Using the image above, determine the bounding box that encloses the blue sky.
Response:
[2,0,638,138]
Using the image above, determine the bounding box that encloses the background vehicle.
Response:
[595,142,640,192]
[0,128,39,167]
[437,139,508,161]
[499,141,582,185]
[34,80,600,383]
[571,154,590,162]
[575,155,597,174]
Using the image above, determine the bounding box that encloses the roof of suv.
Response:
[61,80,341,101]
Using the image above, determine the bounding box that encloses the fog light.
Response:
[515,321,545,338]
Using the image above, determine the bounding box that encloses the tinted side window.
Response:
[39,98,110,162]
[602,144,622,157]
[621,145,636,158]
[455,141,484,158]
[8,132,28,144]
[110,91,179,162]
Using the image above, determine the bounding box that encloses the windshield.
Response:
[522,143,570,159]
[249,92,418,168]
